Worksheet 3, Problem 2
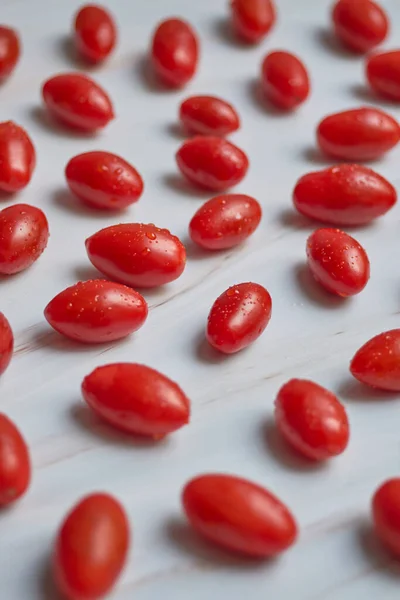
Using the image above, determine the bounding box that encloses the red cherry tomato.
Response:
[0,414,30,506]
[0,121,35,192]
[151,18,199,88]
[82,363,190,437]
[0,204,49,275]
[44,279,148,343]
[182,474,297,557]
[85,223,186,288]
[293,164,397,226]
[42,73,114,131]
[54,493,129,600]
[207,282,271,354]
[261,50,310,110]
[230,0,276,44]
[74,4,117,64]
[366,50,400,101]
[317,107,400,161]
[0,313,13,376]
[179,95,240,137]
[189,193,261,250]
[176,136,249,191]
[65,151,143,211]
[306,228,370,297]
[332,0,389,53]
[350,329,400,391]
[275,379,350,461]
[0,26,20,81]
[372,479,400,556]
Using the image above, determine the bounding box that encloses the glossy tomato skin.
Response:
[74,4,117,63]
[189,194,261,250]
[366,51,400,101]
[372,479,400,556]
[207,282,271,354]
[0,414,30,506]
[54,493,129,600]
[0,204,49,275]
[82,363,190,437]
[231,0,276,44]
[65,151,143,211]
[85,223,186,288]
[182,474,297,557]
[42,73,114,131]
[293,164,397,226]
[176,136,249,191]
[0,26,20,81]
[151,18,199,88]
[317,108,400,161]
[332,0,389,53]
[261,51,310,110]
[0,313,13,375]
[44,280,148,343]
[0,121,35,192]
[350,329,400,391]
[179,96,240,137]
[275,379,349,461]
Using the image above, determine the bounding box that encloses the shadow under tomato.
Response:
[72,265,103,282]
[300,147,334,166]
[211,16,256,50]
[53,34,99,71]
[183,237,220,261]
[314,27,358,60]
[349,83,400,109]
[195,333,231,365]
[28,107,98,139]
[166,122,187,140]
[247,78,291,117]
[162,173,212,200]
[136,54,180,94]
[357,520,400,578]
[294,263,345,309]
[52,188,125,219]
[277,208,313,230]
[39,555,63,600]
[336,379,396,402]
[29,325,129,356]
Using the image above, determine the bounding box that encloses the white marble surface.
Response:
[1,0,400,597]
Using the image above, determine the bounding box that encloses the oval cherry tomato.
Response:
[332,0,389,53]
[230,0,276,44]
[179,95,240,137]
[65,151,143,211]
[0,313,13,376]
[0,26,20,81]
[350,329,400,391]
[189,193,261,250]
[275,379,350,461]
[0,413,30,506]
[261,50,310,110]
[0,204,49,275]
[293,164,397,226]
[176,136,249,191]
[366,50,400,101]
[82,363,190,437]
[182,473,297,557]
[42,73,114,131]
[207,282,271,354]
[74,4,117,64]
[151,18,199,88]
[85,223,186,288]
[317,107,400,161]
[0,121,35,192]
[54,493,129,600]
[44,279,148,343]
[372,479,400,556]
[306,228,370,297]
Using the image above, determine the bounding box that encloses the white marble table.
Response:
[1,0,400,598]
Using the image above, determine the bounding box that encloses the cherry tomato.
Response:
[85,223,186,288]
[207,282,271,354]
[151,18,199,88]
[261,50,310,110]
[332,0,389,53]
[0,121,35,192]
[317,107,400,161]
[366,50,400,101]
[0,413,30,506]
[0,313,13,376]
[82,363,190,437]
[275,379,350,461]
[54,493,129,600]
[0,204,49,275]
[350,329,400,391]
[306,228,370,297]
[44,279,148,343]
[74,4,117,64]
[176,136,249,191]
[189,194,261,250]
[230,0,276,44]
[182,474,297,557]
[293,164,397,226]
[179,95,240,137]
[372,479,400,556]
[42,73,114,131]
[65,151,143,211]
[0,26,20,81]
